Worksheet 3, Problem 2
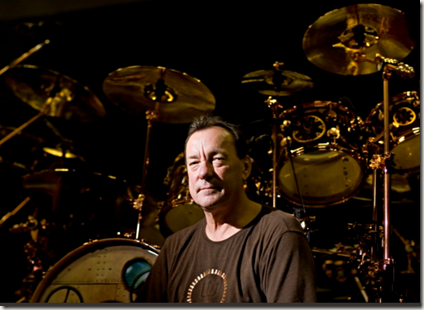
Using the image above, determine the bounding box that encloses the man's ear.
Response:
[242,155,252,181]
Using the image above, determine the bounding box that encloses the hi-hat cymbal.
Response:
[3,64,106,122]
[102,65,216,124]
[303,4,415,75]
[242,69,314,96]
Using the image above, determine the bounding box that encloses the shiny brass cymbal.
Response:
[242,69,314,96]
[303,4,415,75]
[102,65,216,124]
[3,64,106,122]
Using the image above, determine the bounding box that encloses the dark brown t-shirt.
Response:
[138,205,317,303]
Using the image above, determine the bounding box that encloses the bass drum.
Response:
[363,91,420,174]
[30,238,159,303]
[277,101,366,208]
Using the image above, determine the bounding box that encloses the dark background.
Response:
[0,0,420,303]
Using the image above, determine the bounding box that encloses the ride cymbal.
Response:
[102,65,216,123]
[3,64,106,122]
[303,3,415,75]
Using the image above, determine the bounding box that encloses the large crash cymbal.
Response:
[242,69,313,96]
[102,65,216,124]
[3,64,106,122]
[303,4,415,75]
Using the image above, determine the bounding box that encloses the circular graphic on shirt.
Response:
[187,268,227,303]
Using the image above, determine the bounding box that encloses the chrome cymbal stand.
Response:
[264,96,283,209]
[133,105,158,240]
[360,53,415,301]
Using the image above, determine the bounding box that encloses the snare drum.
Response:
[30,238,159,303]
[364,91,420,174]
[277,101,365,207]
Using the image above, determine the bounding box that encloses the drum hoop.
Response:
[365,128,420,157]
[279,181,365,208]
[365,91,420,124]
[279,100,356,119]
[30,238,159,303]
[392,128,420,146]
[283,144,364,162]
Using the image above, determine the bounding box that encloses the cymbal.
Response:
[102,65,216,123]
[303,4,415,75]
[242,69,314,96]
[3,64,106,122]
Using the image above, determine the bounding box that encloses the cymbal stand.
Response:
[0,40,50,76]
[264,96,282,209]
[133,104,159,240]
[0,102,51,147]
[360,53,415,301]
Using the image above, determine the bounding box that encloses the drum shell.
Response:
[30,238,159,303]
[363,91,420,174]
[277,101,366,207]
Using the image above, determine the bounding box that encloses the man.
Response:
[137,115,317,303]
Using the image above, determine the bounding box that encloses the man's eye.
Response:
[213,157,224,162]
[189,161,199,166]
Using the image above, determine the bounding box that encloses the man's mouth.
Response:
[199,186,218,192]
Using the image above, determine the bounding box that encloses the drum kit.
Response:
[241,3,419,302]
[0,2,419,304]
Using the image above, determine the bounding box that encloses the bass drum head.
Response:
[278,149,364,207]
[30,238,159,303]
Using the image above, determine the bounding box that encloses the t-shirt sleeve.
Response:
[261,231,317,302]
[136,243,169,302]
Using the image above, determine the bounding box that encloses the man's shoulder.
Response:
[256,205,304,235]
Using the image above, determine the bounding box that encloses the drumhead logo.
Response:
[187,268,227,303]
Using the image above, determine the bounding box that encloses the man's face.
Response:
[185,126,247,210]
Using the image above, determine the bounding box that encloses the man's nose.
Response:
[198,160,214,180]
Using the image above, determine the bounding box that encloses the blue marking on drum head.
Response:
[123,258,152,291]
